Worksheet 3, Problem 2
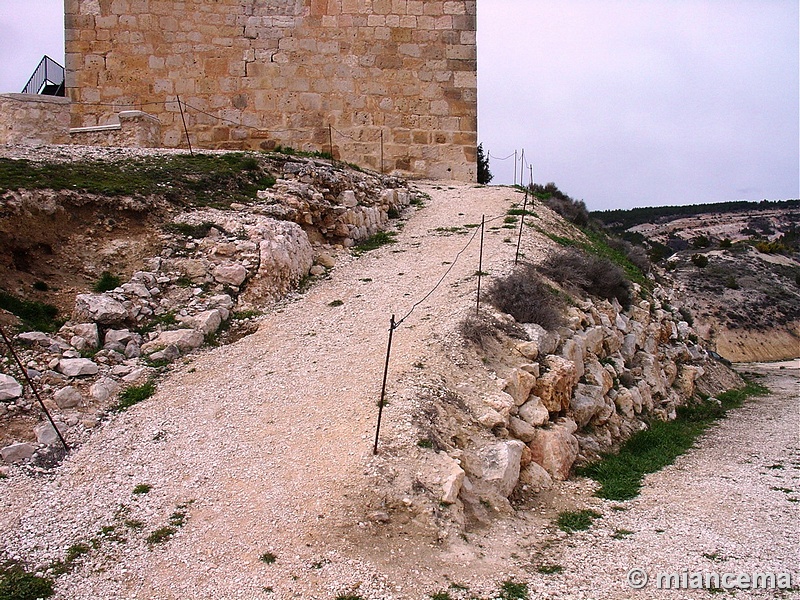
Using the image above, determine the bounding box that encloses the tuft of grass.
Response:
[335,596,364,600]
[65,543,90,562]
[537,564,564,574]
[498,579,529,600]
[430,592,453,600]
[32,280,49,292]
[352,231,397,256]
[146,526,176,545]
[0,567,54,600]
[0,290,61,332]
[133,483,152,495]
[113,382,156,412]
[416,438,434,449]
[93,271,122,292]
[124,519,144,530]
[259,552,277,564]
[579,382,769,500]
[556,509,602,533]
[164,221,216,238]
[611,528,634,539]
[328,299,344,307]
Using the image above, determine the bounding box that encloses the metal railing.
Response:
[21,55,65,96]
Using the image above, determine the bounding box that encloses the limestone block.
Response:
[141,329,204,354]
[570,383,605,428]
[58,358,99,377]
[533,355,577,413]
[0,374,23,401]
[518,397,549,427]
[73,294,128,326]
[475,440,526,498]
[54,386,83,409]
[503,368,536,406]
[528,418,579,481]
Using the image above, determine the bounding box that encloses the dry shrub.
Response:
[459,310,528,349]
[541,248,631,308]
[484,264,565,330]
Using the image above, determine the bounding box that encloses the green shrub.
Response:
[352,231,397,256]
[0,291,60,332]
[498,579,529,600]
[146,526,176,545]
[691,254,709,268]
[477,143,493,184]
[0,568,54,600]
[259,552,277,564]
[93,271,122,292]
[556,509,602,533]
[133,483,152,495]
[113,382,156,412]
[32,281,49,292]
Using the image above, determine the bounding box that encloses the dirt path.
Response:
[1,182,538,598]
[2,182,797,600]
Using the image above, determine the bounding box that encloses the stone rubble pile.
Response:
[442,285,734,513]
[0,155,413,465]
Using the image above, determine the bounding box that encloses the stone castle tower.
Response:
[64,0,478,181]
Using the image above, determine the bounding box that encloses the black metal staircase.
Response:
[21,55,65,96]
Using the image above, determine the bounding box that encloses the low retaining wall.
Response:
[0,95,160,148]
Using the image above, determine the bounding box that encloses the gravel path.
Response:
[1,180,797,599]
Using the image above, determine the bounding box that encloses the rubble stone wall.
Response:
[64,0,478,181]
[0,94,71,145]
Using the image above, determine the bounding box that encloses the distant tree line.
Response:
[591,199,800,232]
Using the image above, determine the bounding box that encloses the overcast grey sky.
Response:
[1,1,797,210]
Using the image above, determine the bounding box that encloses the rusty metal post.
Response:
[515,190,529,265]
[373,314,396,455]
[0,324,69,452]
[476,214,485,314]
[176,95,193,156]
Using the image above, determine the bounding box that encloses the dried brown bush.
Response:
[541,248,631,308]
[484,264,566,329]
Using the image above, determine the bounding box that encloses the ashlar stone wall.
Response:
[65,0,478,181]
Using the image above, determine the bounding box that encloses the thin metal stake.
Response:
[328,124,334,158]
[515,190,528,265]
[176,95,193,156]
[373,314,396,455]
[0,324,69,452]
[513,150,517,186]
[476,214,485,314]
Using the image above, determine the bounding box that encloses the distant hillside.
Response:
[592,199,800,231]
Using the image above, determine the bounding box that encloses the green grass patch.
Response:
[328,299,344,307]
[113,382,156,412]
[498,579,529,599]
[0,567,54,600]
[556,509,602,533]
[352,231,397,256]
[93,271,122,292]
[0,290,61,332]
[146,526,176,545]
[579,382,769,500]
[430,592,453,600]
[133,483,152,495]
[0,153,275,208]
[164,221,216,238]
[259,552,277,564]
[537,564,564,574]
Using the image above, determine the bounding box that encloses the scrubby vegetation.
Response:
[484,264,566,330]
[541,247,632,308]
[0,290,61,332]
